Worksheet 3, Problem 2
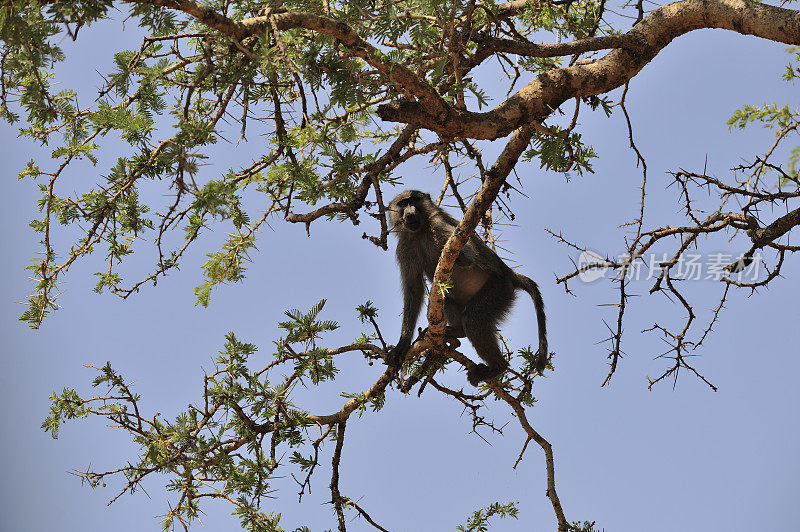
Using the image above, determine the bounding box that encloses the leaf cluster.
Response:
[40,301,386,531]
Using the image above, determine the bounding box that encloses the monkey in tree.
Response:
[386,190,548,385]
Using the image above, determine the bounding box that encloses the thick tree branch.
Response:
[378,0,800,139]
[125,0,799,141]
[749,206,800,247]
[126,0,241,34]
[124,2,450,122]
[267,13,449,121]
[470,31,640,58]
[426,125,536,349]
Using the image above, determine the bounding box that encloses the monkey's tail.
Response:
[513,272,549,373]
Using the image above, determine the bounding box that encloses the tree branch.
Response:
[750,206,800,247]
[427,125,535,350]
[125,0,800,142]
[470,31,639,58]
[378,0,800,139]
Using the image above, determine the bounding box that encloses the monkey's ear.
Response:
[425,192,432,200]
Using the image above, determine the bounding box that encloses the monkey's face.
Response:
[389,190,430,234]
[400,202,422,232]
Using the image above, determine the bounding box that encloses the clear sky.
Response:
[1,14,799,532]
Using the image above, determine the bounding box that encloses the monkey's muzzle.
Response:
[403,212,421,232]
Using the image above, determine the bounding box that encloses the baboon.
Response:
[386,190,548,385]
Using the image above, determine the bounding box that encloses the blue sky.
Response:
[1,15,799,532]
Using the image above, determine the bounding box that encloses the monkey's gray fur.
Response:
[386,190,548,385]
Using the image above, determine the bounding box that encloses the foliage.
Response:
[42,302,371,531]
[1,0,608,327]
[456,501,520,532]
[568,522,605,532]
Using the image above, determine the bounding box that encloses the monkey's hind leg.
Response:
[462,277,515,386]
[444,298,467,338]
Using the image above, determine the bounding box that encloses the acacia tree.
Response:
[2,0,799,530]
